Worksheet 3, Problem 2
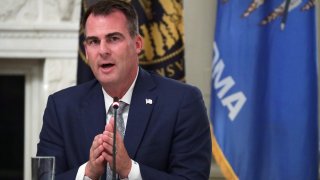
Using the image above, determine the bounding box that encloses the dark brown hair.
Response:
[82,0,139,37]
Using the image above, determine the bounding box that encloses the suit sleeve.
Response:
[139,87,212,180]
[37,95,79,179]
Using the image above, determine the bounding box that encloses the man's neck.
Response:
[102,67,139,99]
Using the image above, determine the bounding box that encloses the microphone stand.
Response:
[112,97,119,180]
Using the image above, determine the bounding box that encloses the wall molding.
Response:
[0,23,79,59]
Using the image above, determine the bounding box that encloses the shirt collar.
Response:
[102,68,139,109]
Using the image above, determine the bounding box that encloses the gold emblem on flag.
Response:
[136,0,185,80]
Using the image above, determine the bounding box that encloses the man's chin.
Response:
[97,76,116,85]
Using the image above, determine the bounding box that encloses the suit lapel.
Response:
[124,69,157,158]
[79,81,106,149]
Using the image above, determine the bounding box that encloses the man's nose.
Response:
[99,40,111,55]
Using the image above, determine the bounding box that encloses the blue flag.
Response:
[211,1,318,179]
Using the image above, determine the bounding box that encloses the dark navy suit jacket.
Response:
[37,68,212,180]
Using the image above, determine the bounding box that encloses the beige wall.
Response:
[184,1,220,178]
[317,0,320,146]
[318,3,320,66]
[184,0,217,109]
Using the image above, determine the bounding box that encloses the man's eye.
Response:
[86,39,100,46]
[108,36,120,42]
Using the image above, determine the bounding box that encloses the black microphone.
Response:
[112,97,120,109]
[111,97,119,180]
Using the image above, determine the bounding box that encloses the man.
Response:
[37,0,212,179]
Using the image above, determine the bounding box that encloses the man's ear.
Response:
[83,41,89,63]
[135,35,143,54]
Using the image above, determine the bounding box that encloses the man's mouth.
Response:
[101,63,114,68]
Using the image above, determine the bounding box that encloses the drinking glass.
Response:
[31,156,55,180]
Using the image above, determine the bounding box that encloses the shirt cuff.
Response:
[125,159,142,180]
[76,162,91,180]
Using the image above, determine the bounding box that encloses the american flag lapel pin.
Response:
[145,98,152,105]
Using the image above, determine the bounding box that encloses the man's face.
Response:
[84,11,142,89]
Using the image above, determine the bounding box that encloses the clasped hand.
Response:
[85,118,132,180]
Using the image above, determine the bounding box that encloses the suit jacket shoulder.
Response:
[50,79,102,106]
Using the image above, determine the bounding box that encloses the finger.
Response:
[90,135,102,154]
[91,135,107,160]
[106,118,114,132]
[104,122,122,142]
[100,132,113,142]
[102,138,114,155]
[103,137,114,150]
[95,154,105,164]
[101,131,112,143]
[101,151,112,161]
[93,144,105,158]
[101,133,119,159]
[90,135,100,150]
[101,141,116,167]
[102,130,113,137]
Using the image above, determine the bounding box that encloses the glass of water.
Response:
[31,156,55,180]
